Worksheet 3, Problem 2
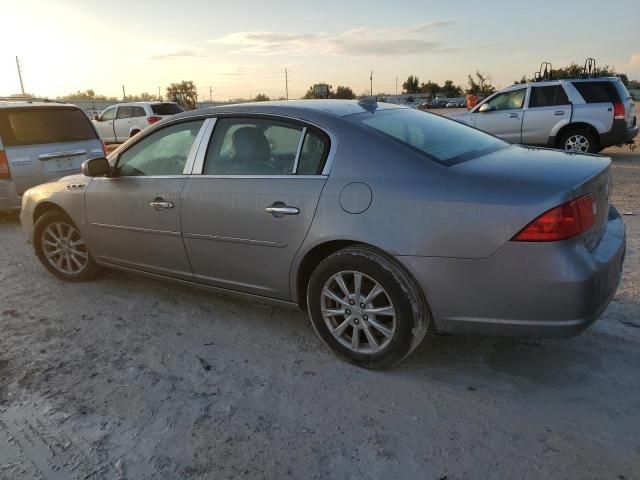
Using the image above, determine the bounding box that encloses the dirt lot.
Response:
[1,147,639,480]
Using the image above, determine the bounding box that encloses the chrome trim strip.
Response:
[182,118,212,174]
[187,174,326,180]
[292,126,307,174]
[191,117,217,174]
[183,232,287,248]
[90,222,180,236]
[39,149,87,160]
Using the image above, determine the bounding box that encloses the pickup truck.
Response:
[449,77,637,153]
[92,101,183,144]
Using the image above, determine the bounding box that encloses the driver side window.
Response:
[485,89,526,111]
[116,120,204,177]
[100,107,115,121]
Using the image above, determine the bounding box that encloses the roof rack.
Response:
[0,96,66,104]
[533,61,553,82]
[581,58,597,78]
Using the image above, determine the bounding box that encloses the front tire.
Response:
[34,211,101,282]
[559,128,598,154]
[307,246,429,369]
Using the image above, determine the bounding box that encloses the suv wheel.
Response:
[307,246,429,369]
[34,211,101,282]
[560,128,598,154]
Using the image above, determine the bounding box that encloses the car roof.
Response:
[116,101,176,106]
[175,100,405,121]
[503,76,622,90]
[0,100,78,110]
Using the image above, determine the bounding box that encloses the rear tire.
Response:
[307,246,429,369]
[34,211,101,282]
[559,128,598,154]
[130,130,140,138]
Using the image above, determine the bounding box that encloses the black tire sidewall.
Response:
[33,211,100,282]
[307,248,418,368]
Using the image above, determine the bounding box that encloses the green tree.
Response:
[166,81,198,110]
[402,75,420,94]
[440,80,462,97]
[467,71,496,96]
[332,86,356,99]
[301,84,333,99]
[420,80,440,98]
[253,93,270,101]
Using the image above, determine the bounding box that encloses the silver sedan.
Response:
[20,100,626,368]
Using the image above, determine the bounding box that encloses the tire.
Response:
[130,130,140,138]
[33,211,102,282]
[307,246,429,369]
[559,128,599,154]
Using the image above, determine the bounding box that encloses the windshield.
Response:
[151,103,184,115]
[348,108,507,166]
[0,107,98,147]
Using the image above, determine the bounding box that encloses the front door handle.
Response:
[509,112,519,118]
[149,198,174,210]
[555,110,565,116]
[266,204,300,217]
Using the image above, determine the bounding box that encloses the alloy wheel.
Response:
[41,222,89,275]
[321,270,396,353]
[564,134,590,153]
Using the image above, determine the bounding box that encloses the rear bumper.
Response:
[600,118,639,146]
[0,180,20,212]
[398,206,626,337]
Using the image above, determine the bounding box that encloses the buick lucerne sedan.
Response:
[20,99,626,368]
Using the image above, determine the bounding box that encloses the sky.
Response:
[1,0,639,101]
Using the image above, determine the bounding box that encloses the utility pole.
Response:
[370,71,373,96]
[15,56,25,95]
[285,68,289,100]
[122,85,126,101]
[395,76,398,96]
[158,86,161,100]
[209,86,213,102]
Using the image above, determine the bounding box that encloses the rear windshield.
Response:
[0,107,98,147]
[572,81,620,103]
[151,103,184,115]
[348,108,507,166]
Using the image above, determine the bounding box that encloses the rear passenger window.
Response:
[116,107,132,119]
[572,82,619,103]
[297,130,329,175]
[130,107,146,117]
[529,85,570,107]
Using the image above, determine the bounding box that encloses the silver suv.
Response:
[450,77,638,153]
[0,100,104,211]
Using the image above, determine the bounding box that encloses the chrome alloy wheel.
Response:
[564,134,590,153]
[321,270,396,353]
[41,222,89,275]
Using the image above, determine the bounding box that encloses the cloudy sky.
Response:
[1,0,639,100]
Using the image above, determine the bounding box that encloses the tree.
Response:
[420,80,440,98]
[402,75,420,94]
[628,79,640,89]
[332,86,356,99]
[467,71,496,96]
[57,90,118,101]
[253,93,270,102]
[441,80,462,97]
[301,84,333,99]
[166,81,198,110]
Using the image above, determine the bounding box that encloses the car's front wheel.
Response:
[307,246,429,369]
[34,211,101,282]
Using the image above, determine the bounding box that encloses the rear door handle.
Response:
[555,110,565,116]
[266,205,300,217]
[149,198,174,210]
[509,113,519,118]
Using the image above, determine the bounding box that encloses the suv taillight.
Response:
[613,101,626,120]
[512,194,596,242]
[147,116,162,124]
[0,150,10,179]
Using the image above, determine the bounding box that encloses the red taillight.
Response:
[613,101,625,120]
[147,116,162,124]
[513,194,596,242]
[0,150,10,179]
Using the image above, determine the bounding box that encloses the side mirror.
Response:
[82,157,110,177]
[478,103,492,113]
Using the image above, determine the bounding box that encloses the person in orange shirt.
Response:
[466,90,478,110]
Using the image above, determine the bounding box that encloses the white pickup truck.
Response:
[92,101,183,144]
[449,77,637,153]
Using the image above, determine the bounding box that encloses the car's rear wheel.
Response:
[34,211,101,282]
[130,130,140,138]
[307,246,429,369]
[560,128,598,154]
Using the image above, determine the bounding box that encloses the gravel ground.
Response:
[0,147,639,480]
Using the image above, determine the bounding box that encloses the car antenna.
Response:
[358,96,378,112]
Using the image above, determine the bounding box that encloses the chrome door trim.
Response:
[183,118,214,175]
[183,232,287,248]
[190,117,217,174]
[292,126,307,174]
[187,174,327,180]
[89,222,181,237]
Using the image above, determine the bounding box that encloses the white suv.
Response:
[92,101,183,144]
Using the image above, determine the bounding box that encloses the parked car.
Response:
[20,100,625,368]
[426,100,448,109]
[445,101,464,108]
[92,101,183,144]
[449,77,638,153]
[0,99,104,211]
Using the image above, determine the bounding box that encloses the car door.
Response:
[128,105,148,134]
[181,116,331,300]
[521,85,571,145]
[474,87,527,143]
[114,106,133,142]
[84,118,207,279]
[95,106,116,143]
